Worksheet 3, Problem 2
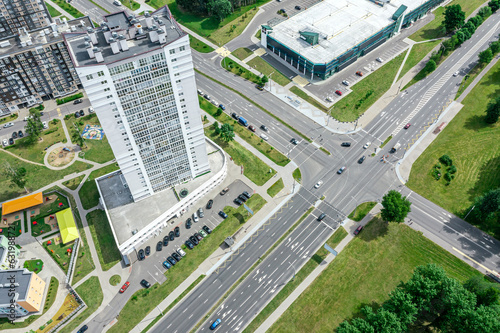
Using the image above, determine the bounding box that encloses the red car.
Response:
[248,125,256,132]
[119,281,130,293]
[404,123,411,129]
[356,71,363,76]
[335,90,342,96]
[354,225,363,235]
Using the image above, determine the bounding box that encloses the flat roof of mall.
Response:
[268,0,420,64]
[97,140,224,246]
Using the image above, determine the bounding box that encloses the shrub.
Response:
[448,165,457,174]
[439,154,453,166]
[444,172,455,182]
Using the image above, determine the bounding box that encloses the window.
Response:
[97,71,104,77]
[171,58,177,62]
[86,74,93,80]
[179,46,186,52]
[169,49,175,55]
[101,80,107,84]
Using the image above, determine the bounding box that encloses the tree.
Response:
[490,41,500,54]
[24,107,44,143]
[213,121,221,135]
[423,59,437,74]
[479,48,493,64]
[261,75,269,85]
[215,108,223,117]
[71,130,85,147]
[3,163,27,190]
[472,188,500,220]
[485,96,500,123]
[207,0,232,22]
[219,123,235,142]
[444,4,465,33]
[478,6,492,18]
[488,0,500,13]
[383,288,418,327]
[439,154,453,166]
[380,190,411,222]
[464,276,500,306]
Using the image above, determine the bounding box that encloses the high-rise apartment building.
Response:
[0,269,46,318]
[0,0,51,39]
[64,6,210,201]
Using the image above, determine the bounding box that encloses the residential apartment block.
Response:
[64,6,210,201]
[0,0,51,40]
[0,269,46,318]
[0,236,20,270]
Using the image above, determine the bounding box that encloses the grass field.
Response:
[244,227,348,333]
[290,86,328,112]
[122,0,140,11]
[108,195,266,333]
[398,40,441,81]
[267,178,284,197]
[221,57,262,85]
[268,216,481,333]
[59,276,103,333]
[86,209,121,271]
[78,163,120,210]
[233,47,253,61]
[189,35,214,53]
[109,275,121,286]
[52,0,84,18]
[293,168,301,183]
[7,125,67,163]
[0,113,17,125]
[65,114,114,164]
[45,3,61,17]
[407,61,500,238]
[205,125,275,186]
[23,259,43,273]
[62,175,85,191]
[199,97,290,166]
[0,151,92,202]
[455,62,487,100]
[348,201,377,222]
[331,51,407,122]
[247,57,291,86]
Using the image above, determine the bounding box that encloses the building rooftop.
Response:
[0,16,92,57]
[64,6,185,67]
[97,140,224,247]
[268,0,420,64]
[1,192,43,216]
[0,269,31,305]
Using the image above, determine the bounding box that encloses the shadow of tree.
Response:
[358,216,389,242]
[463,114,489,131]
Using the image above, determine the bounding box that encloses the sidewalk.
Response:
[255,204,381,332]
[44,0,75,20]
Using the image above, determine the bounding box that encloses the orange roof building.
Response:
[1,193,43,216]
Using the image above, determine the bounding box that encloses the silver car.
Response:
[198,208,204,218]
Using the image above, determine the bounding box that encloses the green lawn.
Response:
[78,163,120,210]
[58,276,103,333]
[290,86,328,112]
[221,57,262,85]
[37,191,69,218]
[407,61,500,238]
[0,151,92,202]
[268,216,481,333]
[293,168,301,183]
[398,40,441,81]
[0,113,18,126]
[189,35,214,53]
[51,0,84,18]
[23,259,44,273]
[456,62,487,100]
[109,275,121,286]
[232,47,254,61]
[247,57,291,86]
[45,2,61,17]
[108,195,267,333]
[348,201,377,222]
[267,178,284,197]
[199,97,290,166]
[65,113,115,164]
[62,175,85,191]
[205,125,276,186]
[86,209,121,271]
[43,239,74,274]
[331,51,407,122]
[121,0,140,11]
[31,218,54,237]
[244,227,348,333]
[7,125,67,163]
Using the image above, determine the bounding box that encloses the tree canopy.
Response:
[485,96,500,124]
[444,4,465,33]
[380,190,411,222]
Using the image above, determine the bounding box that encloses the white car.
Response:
[176,248,186,257]
[260,133,269,141]
[314,180,323,189]
[3,122,14,128]
[453,71,459,77]
[197,89,203,95]
[342,80,350,86]
[376,57,383,63]
[363,142,371,149]
[211,100,218,106]
[326,97,333,103]
[88,107,94,113]
[2,139,7,146]
[192,212,199,223]
[42,121,48,129]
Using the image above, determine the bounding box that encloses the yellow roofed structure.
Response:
[1,193,43,216]
[56,208,79,244]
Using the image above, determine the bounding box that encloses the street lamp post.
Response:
[268,71,274,92]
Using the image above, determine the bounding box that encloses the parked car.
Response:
[211,100,218,106]
[291,138,298,145]
[145,246,151,256]
[163,235,169,246]
[335,90,342,96]
[234,198,243,205]
[172,252,182,262]
[177,248,186,257]
[174,226,180,237]
[119,281,130,293]
[195,233,203,242]
[363,142,371,149]
[242,191,252,199]
[238,194,248,202]
[376,57,383,63]
[11,131,17,139]
[404,123,411,129]
[2,139,8,146]
[248,125,256,132]
[73,99,82,104]
[317,213,326,221]
[219,211,228,219]
[314,180,323,189]
[206,199,213,209]
[138,249,145,261]
[326,96,333,103]
[295,5,301,10]
[186,218,192,229]
[74,111,80,118]
[42,121,48,129]
[3,122,14,128]
[356,71,363,76]
[260,125,268,131]
[202,225,212,234]
[198,208,204,218]
[197,89,204,95]
[341,142,351,147]
[190,235,199,245]
[140,279,151,288]
[167,256,177,265]
[77,325,88,333]
[88,107,94,113]
[199,229,208,238]
[204,94,210,100]
[256,84,264,91]
[185,239,194,249]
[260,133,269,141]
[162,260,172,269]
[219,104,226,110]
[342,80,350,86]
[169,231,175,241]
[358,156,366,164]
[193,213,199,223]
[337,166,346,174]
[156,241,162,251]
[8,138,14,145]
[210,319,222,330]
[231,112,239,120]
[354,225,364,235]
[79,109,84,117]
[220,187,229,195]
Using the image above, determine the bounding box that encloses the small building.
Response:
[0,236,20,270]
[1,193,43,217]
[0,269,46,318]
[55,208,79,244]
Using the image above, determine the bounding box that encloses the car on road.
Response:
[2,139,8,146]
[12,131,17,139]
[73,99,82,104]
[74,111,80,118]
[198,89,203,95]
[317,213,326,221]
[193,213,199,223]
[162,260,172,269]
[219,104,225,110]
[220,187,229,195]
[219,211,228,219]
[190,235,199,245]
[356,71,363,76]
[358,156,366,164]
[238,194,247,202]
[291,138,298,145]
[172,252,182,262]
[206,199,213,209]
[337,166,346,174]
[163,236,169,246]
[199,229,208,238]
[177,248,186,257]
[260,125,268,131]
[3,122,14,128]
[376,57,383,63]
[341,142,351,147]
[211,100,218,106]
[453,71,459,77]
[8,138,14,145]
[260,133,269,141]
[198,208,204,218]
[138,249,145,261]
[156,241,162,251]
[342,80,350,86]
[248,125,256,132]
[242,191,252,199]
[88,107,94,113]
[167,256,177,265]
[295,5,301,10]
[19,130,25,137]
[256,84,265,91]
[335,90,342,96]
[79,110,84,117]
[314,180,323,189]
[145,246,151,256]
[77,325,88,333]
[231,112,238,119]
[140,279,151,288]
[169,231,175,241]
[210,319,222,330]
[119,281,130,293]
[42,121,48,129]
[203,225,212,234]
[234,198,243,205]
[186,218,192,229]
[204,94,210,100]
[185,239,194,249]
[174,226,180,237]
[404,123,411,129]
[354,225,364,235]
[363,142,371,149]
